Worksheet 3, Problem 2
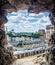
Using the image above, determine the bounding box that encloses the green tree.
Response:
[6,31,14,42]
[17,40,23,47]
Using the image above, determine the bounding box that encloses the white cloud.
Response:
[5,10,51,33]
[11,12,18,14]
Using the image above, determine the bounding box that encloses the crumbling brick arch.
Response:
[0,0,55,65]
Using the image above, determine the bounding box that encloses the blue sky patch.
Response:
[5,10,51,33]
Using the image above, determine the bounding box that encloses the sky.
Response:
[5,10,51,33]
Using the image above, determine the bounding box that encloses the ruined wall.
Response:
[0,0,55,65]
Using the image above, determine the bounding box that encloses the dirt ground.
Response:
[12,55,47,65]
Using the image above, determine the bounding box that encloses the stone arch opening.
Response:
[5,10,51,47]
[0,0,55,65]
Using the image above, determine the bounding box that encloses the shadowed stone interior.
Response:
[0,0,55,65]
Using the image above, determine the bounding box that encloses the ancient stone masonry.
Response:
[0,0,17,65]
[0,0,55,65]
[0,29,14,65]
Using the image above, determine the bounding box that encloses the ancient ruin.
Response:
[0,0,55,65]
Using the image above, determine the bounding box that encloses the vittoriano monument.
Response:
[0,0,55,65]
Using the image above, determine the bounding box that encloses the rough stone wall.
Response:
[0,0,17,65]
[0,0,55,65]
